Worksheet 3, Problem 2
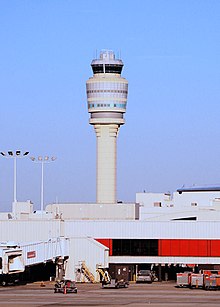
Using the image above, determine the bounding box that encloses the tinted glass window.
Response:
[92,64,123,74]
[112,239,158,256]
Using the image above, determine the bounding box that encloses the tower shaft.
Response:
[94,124,119,204]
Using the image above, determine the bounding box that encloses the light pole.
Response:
[30,156,56,214]
[0,150,29,203]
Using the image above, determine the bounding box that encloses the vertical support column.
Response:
[94,124,120,204]
[13,157,17,203]
[158,264,162,282]
[56,257,65,281]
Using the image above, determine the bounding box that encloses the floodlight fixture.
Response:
[0,150,30,202]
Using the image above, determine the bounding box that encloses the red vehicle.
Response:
[204,274,220,290]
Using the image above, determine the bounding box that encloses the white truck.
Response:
[0,242,25,286]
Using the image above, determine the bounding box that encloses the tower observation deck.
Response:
[86,50,128,204]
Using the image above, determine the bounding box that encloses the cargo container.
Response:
[202,270,220,276]
[189,273,204,288]
[204,274,220,290]
[176,272,191,287]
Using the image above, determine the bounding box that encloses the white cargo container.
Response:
[176,272,191,287]
[190,273,204,288]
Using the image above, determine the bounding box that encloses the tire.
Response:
[2,281,7,287]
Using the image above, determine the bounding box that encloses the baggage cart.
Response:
[176,272,191,287]
[189,273,204,288]
[204,274,220,290]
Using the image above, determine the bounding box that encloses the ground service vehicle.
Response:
[102,278,129,289]
[97,267,129,289]
[54,280,77,293]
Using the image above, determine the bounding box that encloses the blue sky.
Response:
[0,0,219,211]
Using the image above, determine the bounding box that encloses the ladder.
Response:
[81,261,96,283]
[96,268,111,283]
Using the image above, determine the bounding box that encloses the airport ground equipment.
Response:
[102,278,129,289]
[97,267,129,289]
[176,272,191,287]
[176,270,220,290]
[204,274,220,290]
[176,272,203,288]
[81,261,95,283]
[189,273,204,288]
[54,279,77,293]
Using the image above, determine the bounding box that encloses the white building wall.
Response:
[45,203,138,220]
[64,220,220,240]
[65,237,109,281]
[173,191,220,207]
[136,191,220,221]
[136,192,172,208]
[0,220,63,242]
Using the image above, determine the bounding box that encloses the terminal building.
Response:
[0,50,220,284]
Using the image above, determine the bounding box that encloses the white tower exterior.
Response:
[86,50,128,204]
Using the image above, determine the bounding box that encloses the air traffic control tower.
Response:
[86,50,128,204]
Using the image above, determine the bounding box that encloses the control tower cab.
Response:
[86,50,128,125]
[86,50,128,204]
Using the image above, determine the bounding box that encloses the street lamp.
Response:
[30,156,56,214]
[0,150,29,203]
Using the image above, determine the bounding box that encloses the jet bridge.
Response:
[0,237,70,285]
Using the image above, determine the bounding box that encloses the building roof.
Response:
[177,185,220,193]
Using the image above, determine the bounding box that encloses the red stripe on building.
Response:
[95,239,113,256]
[159,239,220,257]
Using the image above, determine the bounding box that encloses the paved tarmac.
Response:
[0,281,220,307]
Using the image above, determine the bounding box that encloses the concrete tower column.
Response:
[86,50,128,204]
[94,124,120,203]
